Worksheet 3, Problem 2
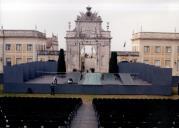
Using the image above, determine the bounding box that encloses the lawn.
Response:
[1,93,179,102]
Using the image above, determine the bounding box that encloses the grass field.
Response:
[1,93,179,102]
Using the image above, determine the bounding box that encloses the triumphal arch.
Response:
[65,7,111,72]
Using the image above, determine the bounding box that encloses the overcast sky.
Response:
[0,0,179,51]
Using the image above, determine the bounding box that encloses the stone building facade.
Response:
[132,32,179,76]
[0,29,58,73]
[37,34,59,61]
[116,51,139,63]
[37,50,59,62]
[65,7,111,72]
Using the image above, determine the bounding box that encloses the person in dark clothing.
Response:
[50,76,58,95]
[50,82,55,95]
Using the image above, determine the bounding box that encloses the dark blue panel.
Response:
[3,83,172,96]
[3,61,58,83]
[22,64,29,82]
[29,62,35,79]
[172,76,179,86]
[118,62,172,87]
[0,73,3,84]
[3,65,23,83]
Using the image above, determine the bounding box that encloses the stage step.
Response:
[83,73,101,85]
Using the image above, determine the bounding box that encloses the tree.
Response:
[109,52,118,73]
[57,49,66,73]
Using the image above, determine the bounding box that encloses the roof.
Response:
[132,32,179,41]
[0,29,46,38]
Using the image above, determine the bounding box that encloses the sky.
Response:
[0,0,179,51]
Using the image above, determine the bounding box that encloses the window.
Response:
[144,46,150,53]
[27,58,33,63]
[177,60,179,71]
[40,45,44,50]
[154,60,160,66]
[133,46,136,51]
[101,55,106,66]
[44,45,46,50]
[16,58,22,64]
[40,58,45,61]
[6,58,11,65]
[27,44,33,51]
[133,59,137,63]
[155,46,161,53]
[16,44,22,51]
[5,44,11,51]
[133,46,138,51]
[166,46,172,53]
[143,60,149,64]
[165,60,171,68]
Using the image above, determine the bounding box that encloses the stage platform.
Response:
[26,73,151,86]
[3,61,172,95]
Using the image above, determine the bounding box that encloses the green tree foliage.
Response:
[109,52,118,73]
[57,49,66,73]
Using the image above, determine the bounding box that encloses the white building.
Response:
[0,28,58,73]
[132,32,179,76]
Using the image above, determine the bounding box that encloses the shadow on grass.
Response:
[172,87,178,95]
[0,84,3,94]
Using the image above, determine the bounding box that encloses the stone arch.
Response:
[66,7,111,73]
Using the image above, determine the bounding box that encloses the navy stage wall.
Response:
[118,62,172,86]
[3,61,172,95]
[0,73,3,84]
[4,83,171,96]
[3,61,57,83]
[172,76,179,87]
